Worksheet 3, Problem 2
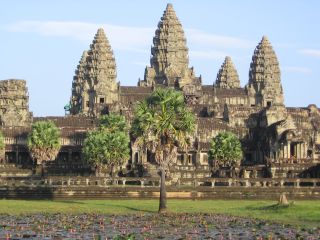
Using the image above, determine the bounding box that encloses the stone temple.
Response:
[1,3,320,179]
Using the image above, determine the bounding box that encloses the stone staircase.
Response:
[0,164,33,177]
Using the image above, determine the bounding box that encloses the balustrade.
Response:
[0,177,319,189]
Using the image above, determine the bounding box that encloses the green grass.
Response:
[0,199,319,227]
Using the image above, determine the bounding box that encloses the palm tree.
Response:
[131,88,195,213]
[27,121,61,177]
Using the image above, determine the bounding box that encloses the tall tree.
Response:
[209,131,243,168]
[131,88,195,213]
[83,114,130,176]
[27,121,61,177]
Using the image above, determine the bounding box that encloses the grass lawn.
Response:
[0,199,319,227]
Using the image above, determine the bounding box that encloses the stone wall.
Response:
[0,177,319,200]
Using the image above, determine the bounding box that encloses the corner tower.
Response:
[70,28,119,116]
[70,51,88,115]
[0,79,32,126]
[215,56,241,89]
[247,36,284,107]
[138,4,200,90]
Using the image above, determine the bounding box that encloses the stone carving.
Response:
[138,3,200,89]
[70,51,88,115]
[0,80,32,127]
[215,56,241,89]
[247,36,284,107]
[70,28,119,117]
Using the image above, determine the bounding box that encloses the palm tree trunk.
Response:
[158,168,167,213]
[110,164,114,177]
[41,161,45,178]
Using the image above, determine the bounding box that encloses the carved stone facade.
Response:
[138,3,202,100]
[0,80,32,127]
[0,4,319,179]
[70,28,119,117]
[215,56,241,89]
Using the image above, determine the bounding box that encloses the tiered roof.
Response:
[151,3,189,77]
[215,56,240,89]
[86,28,117,94]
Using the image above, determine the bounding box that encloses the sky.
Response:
[0,0,319,116]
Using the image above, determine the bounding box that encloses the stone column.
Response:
[298,143,301,159]
[284,145,287,159]
[195,152,201,168]
[287,142,291,159]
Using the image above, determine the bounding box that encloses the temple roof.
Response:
[120,86,153,94]
[215,56,240,89]
[201,85,246,97]
[197,117,230,132]
[34,116,98,128]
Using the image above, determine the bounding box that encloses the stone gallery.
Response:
[1,4,319,181]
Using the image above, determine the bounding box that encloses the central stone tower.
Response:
[138,3,201,94]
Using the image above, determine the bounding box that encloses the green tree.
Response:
[209,131,243,168]
[83,114,130,176]
[131,88,195,213]
[99,114,127,133]
[27,121,61,176]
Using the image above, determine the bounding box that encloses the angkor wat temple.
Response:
[1,4,320,180]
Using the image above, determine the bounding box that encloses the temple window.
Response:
[188,154,193,165]
[99,98,105,104]
[177,154,183,165]
[267,101,272,107]
[200,153,208,165]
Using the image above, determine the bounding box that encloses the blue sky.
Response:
[0,0,319,116]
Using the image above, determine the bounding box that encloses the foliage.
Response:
[83,114,130,169]
[131,88,195,169]
[27,121,61,165]
[131,88,195,212]
[99,114,127,133]
[83,130,130,168]
[209,131,243,167]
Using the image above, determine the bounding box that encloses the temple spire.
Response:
[247,36,284,107]
[70,28,119,116]
[87,28,117,88]
[70,51,88,114]
[215,56,240,89]
[139,3,199,89]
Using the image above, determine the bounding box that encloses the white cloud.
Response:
[282,66,312,74]
[5,20,153,52]
[186,28,253,49]
[299,49,320,58]
[5,21,254,56]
